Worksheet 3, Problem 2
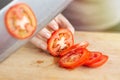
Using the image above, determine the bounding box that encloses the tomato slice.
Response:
[5,3,37,39]
[47,29,74,56]
[84,51,102,66]
[60,41,89,56]
[87,55,108,68]
[59,48,90,69]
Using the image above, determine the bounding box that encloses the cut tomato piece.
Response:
[87,55,108,68]
[84,51,102,66]
[5,3,37,39]
[59,48,90,69]
[60,41,89,56]
[47,29,74,56]
[60,44,80,57]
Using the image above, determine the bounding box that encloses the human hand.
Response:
[30,14,75,51]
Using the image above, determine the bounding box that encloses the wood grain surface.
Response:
[0,31,120,80]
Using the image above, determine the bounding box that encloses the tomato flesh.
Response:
[59,48,90,69]
[84,51,102,66]
[47,29,74,56]
[60,41,89,57]
[5,3,37,39]
[47,28,109,69]
[87,55,108,68]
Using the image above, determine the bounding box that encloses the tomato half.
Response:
[59,48,90,69]
[84,51,102,66]
[87,55,108,68]
[60,41,89,56]
[47,29,74,56]
[5,3,37,39]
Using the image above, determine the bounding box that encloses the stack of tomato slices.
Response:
[47,29,108,69]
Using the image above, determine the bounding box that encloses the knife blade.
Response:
[0,0,72,62]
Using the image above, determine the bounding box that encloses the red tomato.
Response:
[59,48,90,69]
[47,29,74,56]
[84,51,102,66]
[60,41,89,56]
[87,55,108,68]
[5,3,37,39]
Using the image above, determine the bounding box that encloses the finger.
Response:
[47,20,59,31]
[36,32,47,41]
[55,14,75,34]
[30,36,47,51]
[38,28,51,39]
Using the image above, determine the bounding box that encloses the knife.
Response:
[0,0,72,62]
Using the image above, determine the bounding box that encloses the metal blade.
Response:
[0,0,72,62]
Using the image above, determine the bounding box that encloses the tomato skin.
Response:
[60,44,80,57]
[47,29,74,56]
[60,41,89,57]
[5,3,37,39]
[84,51,102,66]
[59,48,90,69]
[47,28,109,69]
[87,55,108,68]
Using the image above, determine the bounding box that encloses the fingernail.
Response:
[45,33,51,39]
[49,20,59,30]
[40,44,47,50]
[53,24,59,30]
[39,28,51,39]
[36,40,47,50]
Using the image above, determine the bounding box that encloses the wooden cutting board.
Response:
[0,31,120,80]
